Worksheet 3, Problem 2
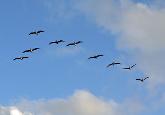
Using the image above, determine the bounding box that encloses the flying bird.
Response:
[136,77,149,82]
[107,61,121,68]
[66,41,83,46]
[88,55,104,59]
[13,56,29,60]
[22,48,40,53]
[123,64,136,70]
[49,40,65,45]
[29,30,44,35]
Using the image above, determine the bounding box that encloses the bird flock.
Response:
[13,29,149,83]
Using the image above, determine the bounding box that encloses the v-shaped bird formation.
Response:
[13,29,150,84]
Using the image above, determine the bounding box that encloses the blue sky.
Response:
[0,0,165,115]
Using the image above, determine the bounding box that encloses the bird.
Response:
[29,30,44,35]
[13,56,29,60]
[49,40,65,45]
[136,77,149,82]
[123,64,136,70]
[66,41,82,46]
[22,48,40,53]
[88,55,104,59]
[107,61,121,68]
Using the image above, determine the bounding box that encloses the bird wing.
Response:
[144,77,149,80]
[22,57,29,59]
[32,48,40,51]
[136,79,142,81]
[114,63,121,65]
[13,58,20,60]
[131,64,136,68]
[29,32,36,35]
[107,63,113,67]
[37,30,44,33]
[22,49,30,53]
[123,67,130,69]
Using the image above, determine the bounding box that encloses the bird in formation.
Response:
[66,41,83,46]
[49,40,65,45]
[29,30,45,35]
[13,56,29,60]
[123,64,136,70]
[88,55,104,59]
[136,77,149,82]
[22,48,40,53]
[107,61,121,68]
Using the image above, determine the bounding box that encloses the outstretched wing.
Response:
[32,48,40,51]
[107,63,113,67]
[22,57,29,59]
[123,67,130,69]
[136,79,142,81]
[13,57,20,60]
[22,49,31,53]
[114,63,121,65]
[75,41,83,44]
[37,30,44,33]
[131,64,136,68]
[29,32,36,35]
[144,77,149,80]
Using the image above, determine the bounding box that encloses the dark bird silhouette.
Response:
[88,55,104,59]
[13,56,29,60]
[136,77,149,82]
[49,40,65,45]
[29,30,44,35]
[123,64,136,70]
[107,61,121,68]
[22,48,40,53]
[66,41,82,46]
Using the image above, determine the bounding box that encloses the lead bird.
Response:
[13,56,29,60]
[49,40,65,45]
[136,77,149,82]
[107,61,121,68]
[123,64,136,70]
[22,48,40,53]
[29,30,45,35]
[88,55,104,59]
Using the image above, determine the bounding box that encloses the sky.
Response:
[0,0,165,115]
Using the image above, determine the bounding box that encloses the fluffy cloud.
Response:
[72,0,165,89]
[0,90,144,115]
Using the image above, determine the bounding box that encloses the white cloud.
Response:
[0,90,144,115]
[72,0,165,89]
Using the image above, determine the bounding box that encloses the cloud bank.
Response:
[0,90,144,115]
[71,0,165,89]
